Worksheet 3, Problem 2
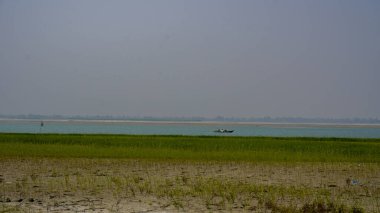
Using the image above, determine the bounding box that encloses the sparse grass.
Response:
[0,133,379,162]
[0,205,22,213]
[1,159,378,212]
[0,133,379,212]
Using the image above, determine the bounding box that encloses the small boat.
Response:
[214,129,234,133]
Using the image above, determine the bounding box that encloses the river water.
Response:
[1,119,380,138]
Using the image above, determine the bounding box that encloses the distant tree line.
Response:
[209,116,380,124]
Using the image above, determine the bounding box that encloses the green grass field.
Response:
[0,133,379,162]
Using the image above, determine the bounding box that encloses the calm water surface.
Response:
[1,119,380,138]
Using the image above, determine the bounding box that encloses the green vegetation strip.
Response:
[0,133,379,162]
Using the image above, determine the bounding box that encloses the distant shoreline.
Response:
[1,118,380,128]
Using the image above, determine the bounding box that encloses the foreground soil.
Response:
[0,158,379,212]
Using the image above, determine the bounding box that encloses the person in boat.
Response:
[214,129,234,133]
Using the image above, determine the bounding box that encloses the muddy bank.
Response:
[1,159,379,212]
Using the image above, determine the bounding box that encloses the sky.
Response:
[0,0,379,118]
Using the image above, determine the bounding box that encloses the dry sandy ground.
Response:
[0,158,379,212]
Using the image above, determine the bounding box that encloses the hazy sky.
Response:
[1,0,379,118]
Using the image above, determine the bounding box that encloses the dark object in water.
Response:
[214,129,234,133]
[40,121,44,127]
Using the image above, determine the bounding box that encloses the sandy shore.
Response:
[2,118,380,129]
[1,159,379,212]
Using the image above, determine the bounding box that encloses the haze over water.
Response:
[1,1,379,119]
